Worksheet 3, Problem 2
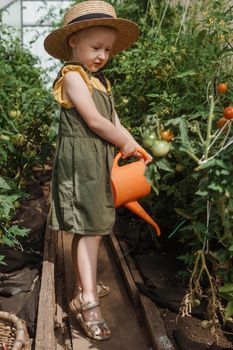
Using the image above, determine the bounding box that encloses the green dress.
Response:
[50,62,116,235]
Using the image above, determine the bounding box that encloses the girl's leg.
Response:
[72,234,110,298]
[71,235,111,339]
[76,235,102,320]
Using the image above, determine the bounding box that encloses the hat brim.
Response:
[44,18,140,61]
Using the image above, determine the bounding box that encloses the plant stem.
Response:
[157,0,171,34]
[204,96,215,160]
[192,120,205,144]
[208,120,231,151]
[183,149,200,164]
[175,0,190,45]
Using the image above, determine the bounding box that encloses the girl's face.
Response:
[69,26,116,72]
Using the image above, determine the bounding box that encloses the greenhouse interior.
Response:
[0,1,233,349]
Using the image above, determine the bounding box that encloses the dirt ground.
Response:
[162,309,233,349]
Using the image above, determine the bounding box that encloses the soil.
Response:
[162,309,233,349]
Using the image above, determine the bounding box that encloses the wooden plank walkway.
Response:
[36,215,174,349]
[62,231,151,350]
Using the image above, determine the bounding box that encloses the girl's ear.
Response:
[68,33,77,49]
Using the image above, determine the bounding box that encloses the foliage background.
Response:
[0,22,57,251]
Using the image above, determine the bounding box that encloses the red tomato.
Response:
[217,83,228,94]
[216,117,227,128]
[160,129,174,142]
[223,106,233,120]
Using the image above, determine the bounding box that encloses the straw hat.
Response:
[44,0,140,61]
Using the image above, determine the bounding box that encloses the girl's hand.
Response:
[120,142,153,165]
[134,148,153,165]
[120,140,137,159]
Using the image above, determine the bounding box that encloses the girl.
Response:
[44,0,152,341]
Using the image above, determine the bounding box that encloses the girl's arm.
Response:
[63,71,135,158]
[115,111,152,164]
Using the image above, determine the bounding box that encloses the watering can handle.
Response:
[113,148,152,168]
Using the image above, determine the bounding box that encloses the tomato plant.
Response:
[0,20,57,252]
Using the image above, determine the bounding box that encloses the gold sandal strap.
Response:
[81,300,100,311]
[98,281,107,290]
[85,319,105,327]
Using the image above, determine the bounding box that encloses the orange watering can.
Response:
[111,149,161,236]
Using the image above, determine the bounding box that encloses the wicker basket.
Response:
[0,311,30,350]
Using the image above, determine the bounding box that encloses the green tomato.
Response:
[193,299,201,306]
[14,201,21,209]
[142,133,157,148]
[151,140,170,157]
[201,320,209,329]
[9,110,18,119]
[176,164,185,172]
[12,133,25,146]
[9,110,21,119]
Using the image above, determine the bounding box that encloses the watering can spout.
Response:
[124,201,161,237]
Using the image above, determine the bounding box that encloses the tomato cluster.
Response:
[142,129,174,157]
[215,82,233,127]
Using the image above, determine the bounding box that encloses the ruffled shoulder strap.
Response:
[53,63,93,108]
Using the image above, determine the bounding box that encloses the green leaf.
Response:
[0,177,11,190]
[174,208,193,219]
[8,225,29,237]
[195,190,208,196]
[166,117,183,126]
[0,147,7,162]
[197,29,207,40]
[224,301,233,320]
[149,60,159,68]
[156,159,174,173]
[197,159,226,170]
[207,183,223,193]
[176,70,196,78]
[179,118,191,148]
[0,255,6,266]
[228,245,233,252]
[2,236,14,247]
[219,284,233,293]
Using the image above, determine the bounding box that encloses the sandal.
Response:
[70,293,111,340]
[69,291,82,314]
[75,281,110,298]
